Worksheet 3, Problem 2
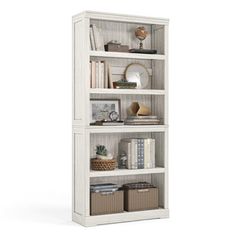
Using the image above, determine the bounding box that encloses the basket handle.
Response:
[100,191,115,195]
[137,189,149,193]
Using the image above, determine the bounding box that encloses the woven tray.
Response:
[91,158,116,171]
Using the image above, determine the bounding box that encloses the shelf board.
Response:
[90,167,165,177]
[90,50,165,60]
[87,125,167,133]
[89,88,165,95]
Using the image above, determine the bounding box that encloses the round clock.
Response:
[109,111,119,121]
[125,63,149,89]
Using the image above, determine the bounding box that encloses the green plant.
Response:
[96,145,107,156]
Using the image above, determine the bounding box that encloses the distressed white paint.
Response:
[72,11,169,226]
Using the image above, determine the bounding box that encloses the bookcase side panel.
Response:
[73,19,90,125]
[73,131,90,216]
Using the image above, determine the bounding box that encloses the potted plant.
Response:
[96,145,113,160]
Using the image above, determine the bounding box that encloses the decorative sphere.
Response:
[135,26,148,41]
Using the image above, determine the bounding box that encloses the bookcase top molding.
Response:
[73,11,169,25]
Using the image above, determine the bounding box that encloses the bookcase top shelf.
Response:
[90,51,165,60]
[73,11,169,25]
[90,167,165,177]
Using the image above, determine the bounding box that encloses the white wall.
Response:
[0,0,236,235]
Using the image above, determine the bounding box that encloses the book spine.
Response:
[137,139,144,169]
[108,64,113,88]
[89,27,95,50]
[144,139,149,168]
[131,140,137,169]
[100,62,104,88]
[95,62,99,88]
[89,62,92,88]
[104,61,108,88]
[92,24,99,51]
[151,139,155,168]
[91,61,96,88]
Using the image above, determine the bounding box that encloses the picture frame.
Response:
[90,99,121,123]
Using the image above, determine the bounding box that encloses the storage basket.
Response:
[90,190,124,215]
[91,158,116,171]
[123,183,158,211]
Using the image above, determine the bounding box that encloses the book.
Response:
[89,26,95,50]
[104,61,108,88]
[95,62,99,88]
[144,139,151,168]
[137,139,144,169]
[91,24,104,51]
[150,139,155,168]
[91,61,96,88]
[108,64,113,88]
[90,121,124,126]
[120,138,155,170]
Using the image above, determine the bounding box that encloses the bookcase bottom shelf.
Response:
[73,208,169,227]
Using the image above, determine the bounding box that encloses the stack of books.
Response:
[90,183,119,193]
[124,116,160,125]
[119,138,155,169]
[89,24,104,51]
[90,61,110,88]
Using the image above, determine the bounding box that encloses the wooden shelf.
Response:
[89,88,165,95]
[87,125,167,133]
[90,167,165,177]
[90,50,165,60]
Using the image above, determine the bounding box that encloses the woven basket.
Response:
[91,158,116,171]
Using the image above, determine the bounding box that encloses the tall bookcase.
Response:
[72,11,169,226]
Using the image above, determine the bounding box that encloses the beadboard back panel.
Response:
[90,132,165,168]
[90,174,151,186]
[151,173,165,207]
[90,19,152,50]
[90,57,164,90]
[90,94,164,123]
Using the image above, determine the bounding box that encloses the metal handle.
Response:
[137,189,149,193]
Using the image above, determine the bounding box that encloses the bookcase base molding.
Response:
[72,11,169,227]
[73,209,169,227]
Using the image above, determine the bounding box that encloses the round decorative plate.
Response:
[125,63,149,89]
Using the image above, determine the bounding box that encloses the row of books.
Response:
[119,138,155,169]
[90,61,111,88]
[89,24,104,51]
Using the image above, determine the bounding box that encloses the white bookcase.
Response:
[72,11,169,226]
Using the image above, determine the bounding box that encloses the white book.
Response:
[89,62,92,88]
[144,139,151,169]
[108,64,113,88]
[150,139,155,168]
[91,61,96,88]
[91,24,104,51]
[91,24,99,51]
[89,26,95,50]
[104,61,108,88]
[100,62,104,88]
[97,61,103,88]
[95,62,99,88]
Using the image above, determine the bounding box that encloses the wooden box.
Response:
[90,190,124,215]
[124,188,158,211]
[105,43,129,52]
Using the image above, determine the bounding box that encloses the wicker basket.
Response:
[91,158,116,171]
